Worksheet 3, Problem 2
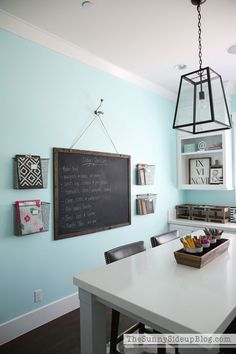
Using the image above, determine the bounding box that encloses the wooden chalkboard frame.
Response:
[53,148,131,240]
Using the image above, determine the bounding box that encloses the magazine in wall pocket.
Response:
[15,155,43,189]
[14,200,50,236]
[15,200,43,235]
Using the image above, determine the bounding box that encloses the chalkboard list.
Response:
[54,149,131,239]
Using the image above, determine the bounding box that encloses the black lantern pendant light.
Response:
[173,0,231,134]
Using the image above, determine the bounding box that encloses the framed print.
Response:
[230,207,236,223]
[189,157,211,185]
[209,166,223,184]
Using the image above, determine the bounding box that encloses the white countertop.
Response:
[168,217,236,232]
[74,233,236,335]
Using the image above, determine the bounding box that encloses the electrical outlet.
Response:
[34,289,43,303]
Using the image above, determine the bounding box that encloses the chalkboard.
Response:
[53,148,131,240]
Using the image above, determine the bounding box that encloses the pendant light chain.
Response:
[197,4,202,71]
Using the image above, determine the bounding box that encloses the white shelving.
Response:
[177,130,233,190]
[181,149,223,156]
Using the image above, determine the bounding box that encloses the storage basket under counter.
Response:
[175,204,230,223]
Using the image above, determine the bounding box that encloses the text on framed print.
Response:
[189,157,211,184]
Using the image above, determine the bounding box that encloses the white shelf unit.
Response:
[177,130,233,190]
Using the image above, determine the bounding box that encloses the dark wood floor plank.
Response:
[0,308,135,354]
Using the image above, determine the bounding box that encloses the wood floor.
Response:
[0,308,135,354]
[1,309,236,354]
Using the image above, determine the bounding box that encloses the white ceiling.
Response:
[1,0,236,94]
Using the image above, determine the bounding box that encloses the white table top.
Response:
[73,233,236,334]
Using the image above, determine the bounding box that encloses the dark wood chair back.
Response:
[151,230,179,248]
[104,241,146,354]
[105,241,145,264]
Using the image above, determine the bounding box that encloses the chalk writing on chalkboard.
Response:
[53,148,131,240]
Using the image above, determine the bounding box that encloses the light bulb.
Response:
[199,98,207,110]
[197,92,208,123]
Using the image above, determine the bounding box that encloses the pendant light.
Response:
[173,0,231,134]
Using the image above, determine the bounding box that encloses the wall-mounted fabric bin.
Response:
[14,201,50,236]
[14,158,49,189]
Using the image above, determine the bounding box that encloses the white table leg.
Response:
[79,288,106,354]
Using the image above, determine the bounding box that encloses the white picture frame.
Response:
[189,157,211,185]
[209,167,223,184]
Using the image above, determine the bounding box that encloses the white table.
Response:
[73,234,236,354]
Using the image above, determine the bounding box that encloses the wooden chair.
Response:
[104,241,166,354]
[151,230,179,248]
[150,230,180,354]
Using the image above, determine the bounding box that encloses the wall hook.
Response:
[94,98,104,116]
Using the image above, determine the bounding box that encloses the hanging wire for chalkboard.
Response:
[70,99,119,154]
[70,116,96,149]
[97,115,118,153]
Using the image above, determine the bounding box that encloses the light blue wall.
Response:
[0,30,183,323]
[184,190,236,207]
[185,95,236,207]
[232,95,236,112]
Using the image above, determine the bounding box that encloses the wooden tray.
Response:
[174,238,230,268]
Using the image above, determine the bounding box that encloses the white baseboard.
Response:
[0,292,80,345]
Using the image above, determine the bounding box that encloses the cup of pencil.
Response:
[180,235,203,253]
[204,228,223,241]
[199,236,211,248]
